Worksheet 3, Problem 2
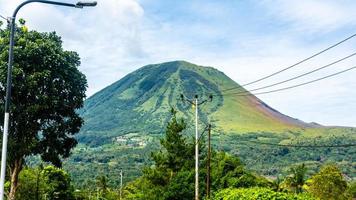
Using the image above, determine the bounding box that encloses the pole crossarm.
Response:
[180,94,213,106]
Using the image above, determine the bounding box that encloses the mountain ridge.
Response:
[78,60,331,146]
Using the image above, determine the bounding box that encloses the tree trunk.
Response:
[8,158,23,200]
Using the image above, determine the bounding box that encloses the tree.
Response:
[124,108,198,199]
[211,152,270,191]
[15,166,45,200]
[282,163,307,193]
[0,20,86,199]
[42,166,74,200]
[150,108,194,171]
[306,164,350,200]
[15,165,75,200]
[96,175,109,197]
[271,174,283,192]
[348,181,356,199]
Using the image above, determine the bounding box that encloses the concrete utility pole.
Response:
[206,124,211,199]
[180,94,212,200]
[0,1,96,199]
[120,170,123,200]
[194,97,199,200]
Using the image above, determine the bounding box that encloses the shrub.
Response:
[213,187,315,200]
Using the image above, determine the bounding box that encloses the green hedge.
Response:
[213,187,315,200]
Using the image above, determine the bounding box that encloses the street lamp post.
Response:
[0,1,97,199]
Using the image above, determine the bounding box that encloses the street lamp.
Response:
[0,1,97,199]
[76,1,97,8]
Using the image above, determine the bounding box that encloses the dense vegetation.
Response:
[213,188,314,200]
[64,129,355,189]
[15,111,355,199]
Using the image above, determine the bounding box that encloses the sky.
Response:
[0,0,356,126]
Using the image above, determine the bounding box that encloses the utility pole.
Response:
[194,96,199,200]
[180,94,212,200]
[36,169,40,200]
[206,124,211,199]
[120,170,123,200]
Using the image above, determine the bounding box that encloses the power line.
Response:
[0,14,8,21]
[217,65,356,97]
[240,140,356,148]
[209,127,356,149]
[222,52,356,94]
[221,32,356,91]
[197,124,210,144]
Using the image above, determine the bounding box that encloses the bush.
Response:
[305,164,350,200]
[348,181,356,198]
[213,187,315,200]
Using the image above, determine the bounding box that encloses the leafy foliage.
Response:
[348,181,356,198]
[213,187,315,200]
[151,108,193,172]
[124,109,197,200]
[211,152,270,191]
[15,166,44,200]
[41,166,75,200]
[16,165,74,200]
[281,163,307,193]
[305,164,351,200]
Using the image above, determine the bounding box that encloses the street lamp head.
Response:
[76,1,97,8]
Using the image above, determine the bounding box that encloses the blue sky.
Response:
[1,0,356,126]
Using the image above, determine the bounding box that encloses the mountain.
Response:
[65,61,356,187]
[78,61,315,145]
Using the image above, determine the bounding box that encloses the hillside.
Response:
[78,61,313,144]
[65,61,356,187]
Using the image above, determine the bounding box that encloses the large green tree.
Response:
[15,165,75,200]
[41,166,75,200]
[124,108,198,200]
[305,164,350,200]
[14,165,44,200]
[0,20,86,199]
[211,152,270,192]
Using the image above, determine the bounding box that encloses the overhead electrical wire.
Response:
[240,140,356,148]
[222,52,356,94]
[221,32,356,92]
[0,14,8,21]
[214,65,356,97]
[208,127,356,149]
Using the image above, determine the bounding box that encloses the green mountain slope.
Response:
[78,61,314,143]
[65,61,356,187]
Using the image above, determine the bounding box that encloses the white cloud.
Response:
[260,0,356,33]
